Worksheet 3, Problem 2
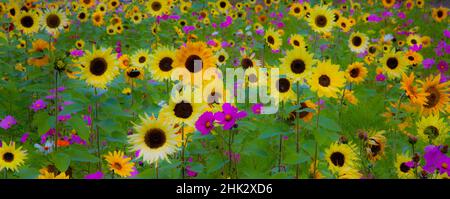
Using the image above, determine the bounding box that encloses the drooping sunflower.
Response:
[416,114,449,145]
[288,100,317,122]
[27,39,53,67]
[345,62,367,84]
[264,27,282,51]
[381,50,408,79]
[289,34,308,50]
[289,3,304,19]
[129,114,179,164]
[78,47,119,89]
[365,130,387,162]
[146,0,170,17]
[308,5,335,34]
[325,142,359,174]
[0,141,27,172]
[280,47,314,83]
[41,9,68,35]
[173,41,216,75]
[131,49,150,68]
[159,95,207,127]
[401,73,429,106]
[431,6,448,23]
[395,153,415,179]
[418,74,450,115]
[348,32,369,53]
[15,11,40,35]
[104,150,135,178]
[309,60,346,98]
[149,46,176,81]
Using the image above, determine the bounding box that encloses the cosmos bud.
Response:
[357,130,367,140]
[413,153,420,163]
[440,145,448,154]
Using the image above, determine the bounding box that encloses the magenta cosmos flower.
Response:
[30,99,47,112]
[214,103,247,130]
[423,145,450,175]
[251,103,263,114]
[0,115,17,130]
[195,111,215,135]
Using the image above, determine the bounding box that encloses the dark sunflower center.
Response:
[341,22,347,28]
[127,69,141,78]
[83,0,91,4]
[318,75,331,87]
[46,14,61,28]
[185,55,202,73]
[138,56,146,63]
[9,8,16,16]
[151,2,162,11]
[330,152,345,167]
[369,46,376,54]
[350,68,360,78]
[111,1,117,7]
[113,162,122,170]
[2,152,14,162]
[437,11,443,18]
[241,58,253,69]
[89,58,108,76]
[424,87,440,108]
[290,59,306,74]
[370,144,381,155]
[218,55,225,62]
[408,56,414,61]
[79,12,86,19]
[411,39,417,44]
[267,36,275,45]
[294,7,300,13]
[173,101,193,119]
[276,78,290,93]
[144,128,166,149]
[424,126,439,140]
[21,16,34,28]
[386,57,399,69]
[293,40,300,46]
[220,2,226,8]
[400,162,410,173]
[352,36,362,47]
[298,102,309,118]
[159,57,173,72]
[334,14,340,22]
[315,15,327,28]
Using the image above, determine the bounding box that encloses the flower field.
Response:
[0,0,449,179]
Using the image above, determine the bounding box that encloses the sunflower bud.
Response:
[357,130,367,140]
[54,58,66,71]
[440,145,448,154]
[339,136,348,144]
[408,134,417,145]
[413,153,420,163]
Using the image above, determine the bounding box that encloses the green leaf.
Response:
[33,112,54,135]
[206,155,228,174]
[67,116,90,141]
[319,117,342,132]
[66,145,99,163]
[59,103,85,115]
[54,153,71,172]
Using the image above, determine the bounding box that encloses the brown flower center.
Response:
[315,15,327,28]
[89,58,107,76]
[46,14,61,28]
[318,75,331,87]
[330,152,345,167]
[144,128,166,149]
[2,152,14,163]
[386,57,399,69]
[173,101,193,119]
[159,57,173,72]
[290,59,306,74]
[185,55,202,73]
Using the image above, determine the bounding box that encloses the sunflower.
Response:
[0,141,27,172]
[348,32,369,53]
[173,41,216,75]
[41,9,67,35]
[401,73,429,106]
[159,95,207,127]
[381,50,408,79]
[79,0,95,8]
[104,150,135,178]
[309,60,346,98]
[146,0,170,17]
[289,34,308,50]
[274,76,297,103]
[406,34,422,47]
[131,12,142,24]
[148,46,176,81]
[129,114,179,164]
[337,17,351,33]
[75,39,85,49]
[239,51,262,70]
[280,47,314,83]
[215,49,229,67]
[131,49,150,68]
[77,9,89,23]
[125,66,144,85]
[404,50,422,66]
[416,114,449,145]
[382,0,396,8]
[27,39,53,67]
[308,5,335,34]
[418,74,450,115]
[92,11,105,27]
[325,142,359,174]
[6,1,19,18]
[365,131,386,162]
[216,0,230,13]
[108,0,120,10]
[395,153,415,179]
[421,36,431,48]
[96,3,107,13]
[288,100,317,122]
[15,11,40,35]
[38,170,70,179]
[289,3,304,19]
[432,6,448,23]
[118,54,131,70]
[79,47,119,89]
[264,27,282,51]
[338,167,362,179]
[345,62,367,84]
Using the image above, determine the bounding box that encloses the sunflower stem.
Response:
[155,161,159,179]
[295,82,301,179]
[54,68,58,152]
[3,169,6,179]
[94,88,102,171]
[313,96,321,178]
[181,123,185,179]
